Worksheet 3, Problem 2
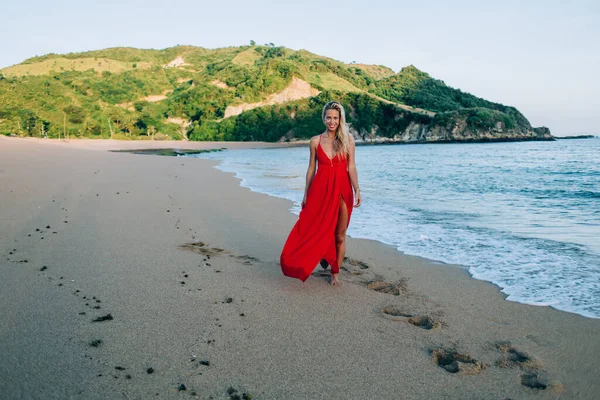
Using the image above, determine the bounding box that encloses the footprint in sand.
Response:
[520,371,564,392]
[343,257,370,270]
[430,348,487,375]
[179,242,226,257]
[380,307,414,318]
[493,341,563,392]
[366,279,407,296]
[332,258,411,295]
[381,307,444,330]
[338,257,370,275]
[314,260,410,295]
[494,342,542,370]
[230,254,261,265]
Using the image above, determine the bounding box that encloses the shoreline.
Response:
[1,133,563,150]
[1,136,599,398]
[192,139,599,320]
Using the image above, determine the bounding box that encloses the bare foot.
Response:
[330,273,340,286]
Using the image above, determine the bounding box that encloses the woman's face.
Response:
[324,109,340,133]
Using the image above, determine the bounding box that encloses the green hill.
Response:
[0,44,551,142]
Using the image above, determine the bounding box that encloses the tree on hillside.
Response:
[63,105,86,124]
[22,111,38,136]
[135,112,160,137]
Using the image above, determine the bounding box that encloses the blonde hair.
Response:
[321,101,350,158]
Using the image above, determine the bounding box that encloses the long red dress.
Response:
[280,138,354,282]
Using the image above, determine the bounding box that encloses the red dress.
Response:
[280,138,354,281]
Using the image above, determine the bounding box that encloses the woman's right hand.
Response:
[302,194,307,209]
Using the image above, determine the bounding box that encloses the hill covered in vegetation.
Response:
[0,44,552,143]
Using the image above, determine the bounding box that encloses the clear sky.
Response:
[1,0,598,136]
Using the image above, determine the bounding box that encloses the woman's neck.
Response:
[325,130,336,139]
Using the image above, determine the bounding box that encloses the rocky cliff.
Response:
[351,119,553,144]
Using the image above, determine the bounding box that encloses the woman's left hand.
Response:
[354,191,362,207]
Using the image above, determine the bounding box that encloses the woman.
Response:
[280,101,362,285]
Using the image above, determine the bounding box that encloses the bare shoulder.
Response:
[309,134,321,148]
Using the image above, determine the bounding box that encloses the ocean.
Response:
[189,138,600,319]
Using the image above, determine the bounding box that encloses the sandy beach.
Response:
[1,136,598,399]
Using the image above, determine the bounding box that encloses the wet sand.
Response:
[1,136,599,399]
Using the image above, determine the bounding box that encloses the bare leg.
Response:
[332,197,349,286]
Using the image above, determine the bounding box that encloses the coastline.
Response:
[1,136,599,399]
[1,134,559,149]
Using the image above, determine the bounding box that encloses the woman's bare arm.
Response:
[347,136,362,207]
[302,136,319,207]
